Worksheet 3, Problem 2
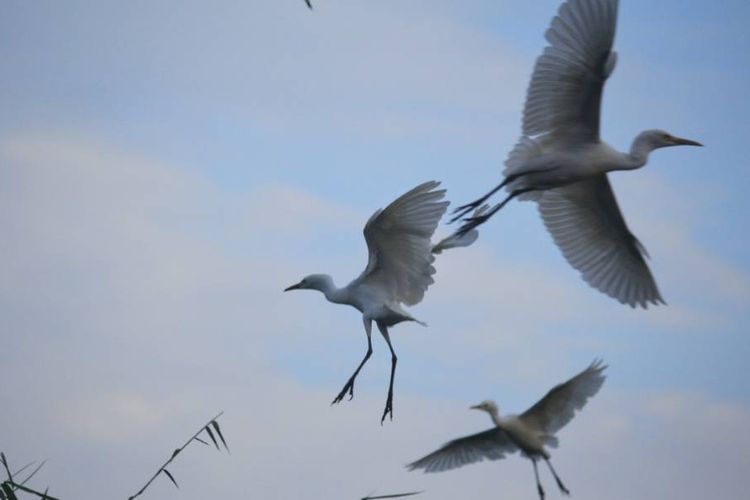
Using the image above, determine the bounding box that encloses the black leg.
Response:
[532,459,545,500]
[377,322,398,424]
[544,458,570,495]
[455,187,537,237]
[331,319,373,405]
[449,178,510,223]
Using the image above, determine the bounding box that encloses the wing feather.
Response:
[523,0,619,143]
[538,175,664,308]
[359,181,449,306]
[521,360,607,435]
[407,428,517,474]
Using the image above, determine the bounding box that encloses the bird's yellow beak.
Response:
[671,136,703,147]
[284,282,302,292]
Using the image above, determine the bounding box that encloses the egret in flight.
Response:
[285,181,479,423]
[408,360,606,500]
[452,0,702,308]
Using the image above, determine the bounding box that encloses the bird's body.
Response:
[408,360,607,499]
[285,181,479,423]
[453,0,702,308]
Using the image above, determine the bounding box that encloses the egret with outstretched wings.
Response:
[453,0,702,308]
[408,360,606,500]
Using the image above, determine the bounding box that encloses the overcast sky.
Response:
[1,1,748,499]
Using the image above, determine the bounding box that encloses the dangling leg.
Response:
[331,318,373,405]
[455,187,537,237]
[377,322,398,424]
[449,178,512,223]
[544,458,570,495]
[531,458,545,500]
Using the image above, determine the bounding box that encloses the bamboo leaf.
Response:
[211,421,229,453]
[204,426,220,450]
[162,469,179,489]
[0,483,17,500]
[193,437,209,446]
[20,460,46,486]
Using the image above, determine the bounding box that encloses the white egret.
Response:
[452,0,702,308]
[285,181,479,423]
[408,360,606,500]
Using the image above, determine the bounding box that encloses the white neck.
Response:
[625,133,657,170]
[312,276,347,304]
[486,407,503,428]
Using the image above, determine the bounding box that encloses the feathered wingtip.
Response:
[432,204,488,254]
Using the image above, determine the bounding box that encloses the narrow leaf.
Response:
[41,487,50,500]
[211,421,229,453]
[162,469,179,489]
[10,463,33,478]
[20,460,46,486]
[1,484,17,500]
[193,437,209,446]
[363,492,424,500]
[0,484,6,500]
[204,426,220,450]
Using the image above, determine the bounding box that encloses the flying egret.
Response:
[408,360,606,500]
[452,0,702,308]
[285,181,479,423]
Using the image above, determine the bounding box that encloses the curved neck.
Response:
[625,134,655,170]
[314,276,346,304]
[487,408,503,428]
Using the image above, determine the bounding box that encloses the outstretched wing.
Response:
[407,428,517,473]
[521,360,607,435]
[538,175,664,308]
[523,0,619,143]
[359,181,449,306]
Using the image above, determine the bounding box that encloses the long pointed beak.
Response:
[672,136,703,147]
[469,404,481,410]
[284,283,301,292]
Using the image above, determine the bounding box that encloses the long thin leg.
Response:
[531,459,545,500]
[455,187,537,237]
[544,458,570,495]
[331,318,373,405]
[377,322,398,424]
[449,178,510,223]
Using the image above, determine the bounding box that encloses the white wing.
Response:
[523,0,619,143]
[407,428,517,473]
[521,360,606,435]
[538,175,664,308]
[358,181,449,306]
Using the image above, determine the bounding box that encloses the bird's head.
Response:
[638,129,703,150]
[470,400,499,415]
[284,274,332,293]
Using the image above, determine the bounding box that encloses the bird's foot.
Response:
[555,478,570,496]
[536,484,545,500]
[449,199,485,224]
[380,394,394,425]
[331,378,356,405]
[454,213,488,237]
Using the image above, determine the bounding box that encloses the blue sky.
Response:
[1,1,748,499]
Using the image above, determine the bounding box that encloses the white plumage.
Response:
[453,0,702,308]
[285,181,479,423]
[408,361,607,499]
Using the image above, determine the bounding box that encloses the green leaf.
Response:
[204,426,220,450]
[162,469,179,489]
[1,483,17,500]
[211,421,229,453]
